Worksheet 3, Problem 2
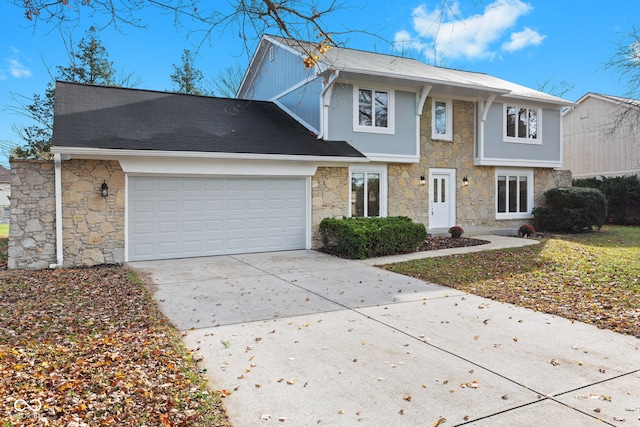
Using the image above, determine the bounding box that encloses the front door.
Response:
[429,169,456,229]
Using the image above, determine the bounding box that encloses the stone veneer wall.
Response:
[388,99,570,229]
[8,160,57,269]
[311,166,349,248]
[62,159,125,266]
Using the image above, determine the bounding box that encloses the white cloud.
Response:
[2,47,32,79]
[9,59,31,78]
[396,0,544,62]
[502,27,546,52]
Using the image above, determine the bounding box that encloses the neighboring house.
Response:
[562,92,640,178]
[10,35,572,268]
[0,165,9,223]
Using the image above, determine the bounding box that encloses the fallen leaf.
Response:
[434,416,446,426]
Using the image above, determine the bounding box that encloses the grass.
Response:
[0,223,8,237]
[384,225,640,337]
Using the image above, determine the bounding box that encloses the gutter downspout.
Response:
[317,68,339,140]
[51,153,63,268]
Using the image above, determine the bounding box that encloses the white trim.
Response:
[124,173,129,263]
[318,69,340,139]
[272,99,320,135]
[495,168,534,220]
[474,157,561,168]
[431,98,453,141]
[352,85,395,135]
[365,153,420,163]
[52,153,63,268]
[51,146,368,164]
[348,164,388,217]
[305,176,312,249]
[417,85,432,115]
[503,104,543,145]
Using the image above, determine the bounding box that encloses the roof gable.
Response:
[51,82,364,159]
[255,35,570,106]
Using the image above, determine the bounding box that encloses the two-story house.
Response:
[239,35,571,235]
[10,35,571,268]
[563,92,640,178]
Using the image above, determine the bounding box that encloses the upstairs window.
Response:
[432,99,452,141]
[505,105,541,143]
[353,86,394,134]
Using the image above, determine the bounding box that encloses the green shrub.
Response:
[574,175,640,225]
[533,187,607,232]
[319,216,427,259]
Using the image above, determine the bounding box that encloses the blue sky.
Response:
[1,0,639,168]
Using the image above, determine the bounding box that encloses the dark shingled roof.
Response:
[51,81,365,159]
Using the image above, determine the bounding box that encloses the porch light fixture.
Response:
[420,175,426,186]
[462,176,469,187]
[101,181,109,198]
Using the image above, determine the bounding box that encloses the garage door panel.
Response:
[128,177,307,261]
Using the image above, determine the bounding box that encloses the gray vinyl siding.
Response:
[279,78,323,131]
[326,84,418,157]
[244,43,315,101]
[482,103,561,163]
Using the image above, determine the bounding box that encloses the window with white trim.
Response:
[350,166,387,217]
[353,86,394,134]
[504,105,541,143]
[496,169,534,219]
[432,99,452,141]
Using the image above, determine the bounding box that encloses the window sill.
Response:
[503,137,542,145]
[496,213,534,220]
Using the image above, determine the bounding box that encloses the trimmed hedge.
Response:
[319,216,427,259]
[533,187,607,232]
[573,175,640,225]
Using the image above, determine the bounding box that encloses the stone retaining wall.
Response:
[8,160,56,269]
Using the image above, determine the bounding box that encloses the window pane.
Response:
[517,108,527,139]
[367,173,380,217]
[351,173,365,217]
[508,176,518,212]
[519,176,528,212]
[506,107,516,137]
[434,101,447,134]
[497,176,506,213]
[433,179,438,203]
[374,91,388,128]
[358,89,372,126]
[440,178,446,203]
[528,109,538,139]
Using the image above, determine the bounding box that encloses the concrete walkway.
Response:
[130,236,640,427]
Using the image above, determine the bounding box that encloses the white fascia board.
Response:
[51,146,366,164]
[474,157,562,168]
[271,99,320,135]
[237,38,269,98]
[364,153,420,163]
[499,93,573,109]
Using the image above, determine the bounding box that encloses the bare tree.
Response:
[605,25,640,130]
[211,63,244,98]
[536,77,574,99]
[11,0,353,64]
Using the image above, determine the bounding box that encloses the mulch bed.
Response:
[418,236,490,251]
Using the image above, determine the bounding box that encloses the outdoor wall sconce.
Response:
[101,181,109,197]
[420,175,426,185]
[462,176,469,187]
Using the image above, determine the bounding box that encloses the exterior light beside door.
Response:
[101,181,109,197]
[462,176,469,187]
[420,175,426,186]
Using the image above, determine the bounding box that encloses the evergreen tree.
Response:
[12,27,128,159]
[170,49,206,95]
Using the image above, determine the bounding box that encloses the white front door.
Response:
[429,169,456,229]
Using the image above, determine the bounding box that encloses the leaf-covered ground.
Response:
[0,266,232,426]
[385,226,640,338]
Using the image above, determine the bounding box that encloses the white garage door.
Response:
[128,176,307,261]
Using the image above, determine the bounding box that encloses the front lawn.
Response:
[0,223,8,237]
[384,225,640,338]
[0,267,232,426]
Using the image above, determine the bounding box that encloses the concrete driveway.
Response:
[130,239,640,426]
